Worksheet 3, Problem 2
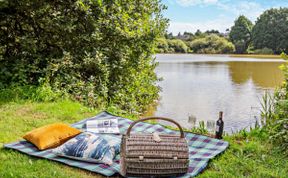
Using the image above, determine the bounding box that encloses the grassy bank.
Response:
[230,54,281,59]
[157,53,283,60]
[0,100,287,177]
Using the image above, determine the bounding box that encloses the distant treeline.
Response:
[157,7,288,54]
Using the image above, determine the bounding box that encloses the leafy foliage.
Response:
[253,48,274,55]
[252,8,288,54]
[156,38,189,53]
[167,39,188,53]
[268,53,288,154]
[0,85,64,105]
[190,121,208,135]
[188,34,235,54]
[0,0,167,114]
[229,15,253,54]
[155,38,169,53]
[260,91,275,126]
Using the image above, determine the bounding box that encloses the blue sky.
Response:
[163,0,288,34]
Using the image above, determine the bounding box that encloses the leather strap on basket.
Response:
[126,117,185,138]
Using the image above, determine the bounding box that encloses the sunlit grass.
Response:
[0,100,104,178]
[0,100,287,177]
[200,129,288,177]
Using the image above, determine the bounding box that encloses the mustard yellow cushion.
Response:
[23,123,81,150]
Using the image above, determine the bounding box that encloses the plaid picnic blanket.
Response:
[4,111,228,177]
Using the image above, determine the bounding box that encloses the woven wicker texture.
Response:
[121,117,189,177]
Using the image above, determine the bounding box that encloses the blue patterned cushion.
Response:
[52,132,121,165]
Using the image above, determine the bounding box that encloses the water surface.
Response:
[148,54,284,133]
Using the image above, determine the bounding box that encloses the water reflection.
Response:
[148,54,284,133]
[228,62,284,88]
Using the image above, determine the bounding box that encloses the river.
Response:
[147,54,285,133]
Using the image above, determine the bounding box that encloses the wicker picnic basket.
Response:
[120,117,189,177]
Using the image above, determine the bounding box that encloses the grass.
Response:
[0,99,287,177]
[0,100,105,178]
[229,54,281,59]
[200,129,288,177]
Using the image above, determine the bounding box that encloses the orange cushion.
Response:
[23,123,81,150]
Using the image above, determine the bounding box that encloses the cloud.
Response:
[168,16,233,34]
[217,1,264,21]
[175,0,264,20]
[176,0,218,7]
[168,0,266,34]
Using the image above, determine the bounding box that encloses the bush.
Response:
[268,53,288,154]
[167,39,188,53]
[156,38,169,53]
[188,34,235,54]
[0,84,64,104]
[253,48,274,54]
[0,0,167,114]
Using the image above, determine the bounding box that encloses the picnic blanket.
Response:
[4,111,229,177]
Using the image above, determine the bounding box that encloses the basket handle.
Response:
[126,117,185,138]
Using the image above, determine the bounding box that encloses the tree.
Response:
[205,30,220,35]
[195,29,202,36]
[252,8,288,54]
[167,39,188,53]
[183,31,193,36]
[188,34,235,54]
[229,15,253,54]
[156,38,169,53]
[0,0,167,113]
[164,32,174,39]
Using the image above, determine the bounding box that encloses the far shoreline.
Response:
[156,53,282,59]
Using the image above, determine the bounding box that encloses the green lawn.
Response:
[0,100,287,177]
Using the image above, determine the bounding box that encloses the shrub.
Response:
[0,0,167,114]
[189,34,235,54]
[268,53,288,154]
[0,84,63,104]
[156,38,169,53]
[253,48,274,54]
[167,39,188,53]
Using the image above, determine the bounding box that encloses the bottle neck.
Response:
[218,118,223,123]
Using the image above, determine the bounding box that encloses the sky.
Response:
[163,0,288,34]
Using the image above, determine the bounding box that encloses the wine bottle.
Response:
[215,111,224,139]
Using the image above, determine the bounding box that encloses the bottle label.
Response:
[216,125,219,132]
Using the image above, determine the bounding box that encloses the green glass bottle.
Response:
[215,111,224,139]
